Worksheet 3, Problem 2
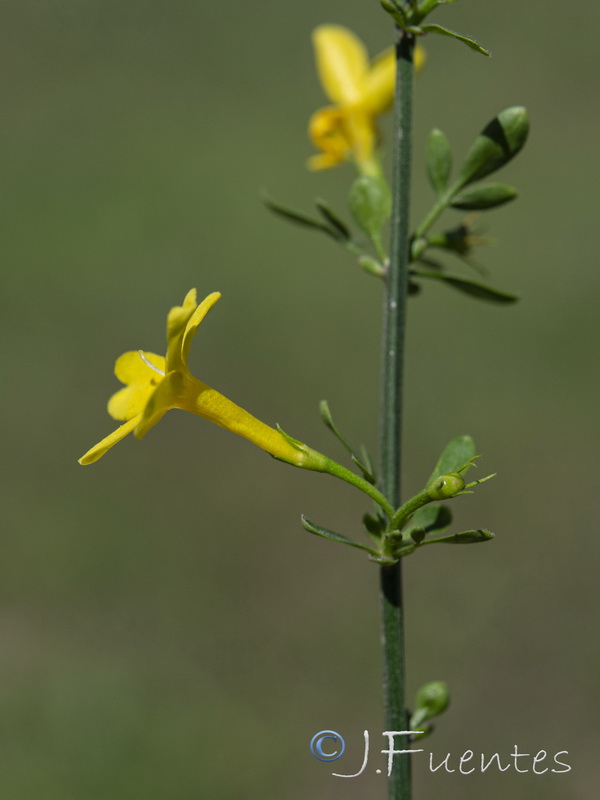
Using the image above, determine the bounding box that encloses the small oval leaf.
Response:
[428,436,475,484]
[450,183,517,210]
[426,129,453,196]
[412,268,519,304]
[349,176,391,246]
[456,107,529,188]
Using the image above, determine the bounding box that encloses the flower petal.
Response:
[362,47,395,114]
[313,26,368,106]
[134,372,181,440]
[414,44,426,74]
[181,291,221,367]
[107,383,159,421]
[308,107,351,164]
[166,289,198,370]
[78,415,141,465]
[114,351,166,386]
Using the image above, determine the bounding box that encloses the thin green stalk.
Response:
[379,29,415,800]
[320,458,394,519]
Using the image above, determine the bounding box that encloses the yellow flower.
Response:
[79,290,327,469]
[308,25,425,172]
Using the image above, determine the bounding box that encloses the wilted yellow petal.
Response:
[181,291,221,366]
[313,25,368,106]
[78,415,141,465]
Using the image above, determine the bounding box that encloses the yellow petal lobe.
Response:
[78,415,141,465]
[181,291,221,367]
[114,351,166,386]
[166,289,198,370]
[362,48,395,114]
[313,25,368,106]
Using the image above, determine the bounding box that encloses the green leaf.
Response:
[315,199,352,241]
[349,176,391,255]
[405,504,453,540]
[426,129,452,196]
[421,24,490,56]
[455,107,530,188]
[428,436,476,484]
[262,193,342,241]
[301,516,378,554]
[450,183,517,210]
[427,528,495,544]
[412,268,519,304]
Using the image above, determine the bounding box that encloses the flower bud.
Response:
[427,472,465,500]
[411,681,450,729]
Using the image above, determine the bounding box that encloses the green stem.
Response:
[414,193,448,238]
[389,488,431,531]
[379,29,414,800]
[321,458,394,519]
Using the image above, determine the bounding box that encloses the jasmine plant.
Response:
[79,2,528,798]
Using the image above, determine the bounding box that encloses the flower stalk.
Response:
[378,28,415,800]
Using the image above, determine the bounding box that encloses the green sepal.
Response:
[275,424,306,452]
[349,175,391,258]
[301,516,378,555]
[404,504,453,541]
[456,107,530,188]
[358,446,376,484]
[318,400,376,483]
[421,24,490,56]
[450,183,517,210]
[428,435,475,484]
[411,268,519,304]
[426,129,452,196]
[262,193,345,242]
[410,682,450,730]
[363,513,385,543]
[427,528,495,544]
[315,199,352,241]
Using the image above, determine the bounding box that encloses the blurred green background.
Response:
[2,0,598,797]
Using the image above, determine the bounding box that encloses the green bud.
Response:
[410,681,450,729]
[427,472,465,499]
